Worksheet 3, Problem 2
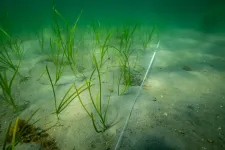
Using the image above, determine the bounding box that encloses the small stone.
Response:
[153,97,157,101]
[91,143,96,148]
[207,139,214,143]
[179,130,185,134]
[181,65,192,71]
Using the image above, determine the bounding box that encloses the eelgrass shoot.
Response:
[50,37,65,85]
[37,29,45,55]
[0,47,18,72]
[132,26,156,72]
[110,25,138,95]
[0,28,24,70]
[0,65,19,110]
[6,37,25,61]
[0,34,17,71]
[37,28,65,85]
[46,65,93,120]
[91,21,102,47]
[52,2,83,76]
[75,54,110,133]
[90,21,113,68]
[37,3,83,85]
[37,29,58,63]
[142,26,155,51]
[0,28,22,111]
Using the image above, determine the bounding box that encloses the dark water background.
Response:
[0,0,225,36]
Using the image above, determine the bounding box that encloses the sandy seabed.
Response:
[0,26,225,150]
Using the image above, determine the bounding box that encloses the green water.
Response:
[1,0,225,36]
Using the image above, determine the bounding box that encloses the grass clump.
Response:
[2,109,59,150]
[37,2,83,85]
[2,109,39,149]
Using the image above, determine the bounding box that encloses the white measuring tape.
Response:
[114,40,160,150]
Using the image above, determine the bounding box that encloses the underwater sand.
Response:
[0,26,225,150]
[119,29,225,150]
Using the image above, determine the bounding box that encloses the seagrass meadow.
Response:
[0,0,225,150]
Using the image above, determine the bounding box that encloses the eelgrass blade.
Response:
[0,27,11,39]
[74,84,91,117]
[91,113,102,133]
[59,84,94,114]
[49,37,56,63]
[55,59,64,85]
[11,117,19,150]
[37,30,45,54]
[92,54,102,113]
[142,26,155,51]
[26,108,40,123]
[103,96,111,123]
[8,64,19,92]
[91,21,101,46]
[99,31,112,68]
[45,65,58,119]
[57,84,74,110]
[76,81,102,133]
[69,10,83,45]
[37,69,46,81]
[53,7,68,25]
[85,69,100,116]
[95,92,100,112]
